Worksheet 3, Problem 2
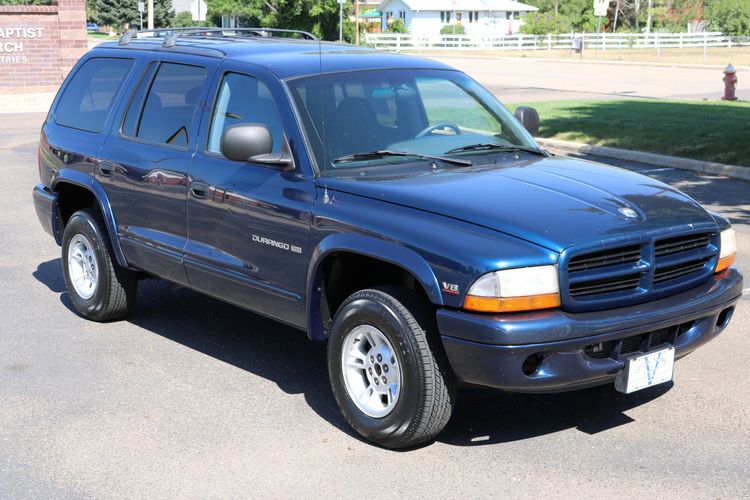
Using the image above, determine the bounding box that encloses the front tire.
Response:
[328,286,455,449]
[61,209,136,321]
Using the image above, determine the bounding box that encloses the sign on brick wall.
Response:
[0,1,87,93]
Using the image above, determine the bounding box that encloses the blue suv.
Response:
[32,28,743,448]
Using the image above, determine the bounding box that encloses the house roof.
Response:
[379,0,538,12]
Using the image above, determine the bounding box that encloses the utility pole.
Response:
[355,1,360,45]
[339,0,343,41]
[147,0,154,29]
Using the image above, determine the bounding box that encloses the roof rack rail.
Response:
[118,27,318,47]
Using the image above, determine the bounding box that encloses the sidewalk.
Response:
[0,92,55,114]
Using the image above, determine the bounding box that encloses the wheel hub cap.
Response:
[67,234,98,300]
[341,324,401,418]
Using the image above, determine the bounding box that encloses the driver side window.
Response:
[416,77,501,136]
[207,72,283,156]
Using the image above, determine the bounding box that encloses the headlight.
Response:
[715,228,737,273]
[463,265,560,313]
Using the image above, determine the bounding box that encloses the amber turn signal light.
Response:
[714,253,736,273]
[464,293,561,313]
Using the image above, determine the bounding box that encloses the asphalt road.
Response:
[431,56,750,103]
[1,113,748,498]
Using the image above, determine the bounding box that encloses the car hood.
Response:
[322,155,716,252]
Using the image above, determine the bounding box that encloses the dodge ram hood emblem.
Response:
[618,207,638,219]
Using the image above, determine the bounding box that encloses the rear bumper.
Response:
[438,268,743,393]
[32,183,61,245]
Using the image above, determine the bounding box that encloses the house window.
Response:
[456,12,462,24]
[440,11,451,23]
[469,11,480,23]
[506,11,520,20]
[399,11,406,20]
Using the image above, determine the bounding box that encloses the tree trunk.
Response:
[646,0,653,33]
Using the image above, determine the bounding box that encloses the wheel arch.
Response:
[306,233,443,341]
[51,169,128,268]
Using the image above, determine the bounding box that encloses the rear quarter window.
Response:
[55,57,134,133]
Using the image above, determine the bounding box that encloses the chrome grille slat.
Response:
[568,245,641,273]
[654,259,709,284]
[655,234,711,257]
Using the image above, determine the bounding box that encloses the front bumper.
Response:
[438,268,743,393]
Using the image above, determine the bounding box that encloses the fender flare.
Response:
[51,169,129,269]
[305,233,443,341]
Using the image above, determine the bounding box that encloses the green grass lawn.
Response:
[509,99,750,167]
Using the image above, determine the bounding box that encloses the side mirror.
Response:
[514,106,540,137]
[220,124,293,168]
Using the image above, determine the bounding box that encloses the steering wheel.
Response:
[416,122,462,138]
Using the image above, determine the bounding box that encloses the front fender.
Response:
[305,233,443,341]
[51,169,128,268]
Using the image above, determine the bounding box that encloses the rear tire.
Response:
[327,286,455,449]
[61,208,137,321]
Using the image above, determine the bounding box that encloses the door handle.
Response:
[190,181,209,199]
[99,161,115,177]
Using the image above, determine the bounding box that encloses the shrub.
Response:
[439,24,466,35]
[388,18,408,33]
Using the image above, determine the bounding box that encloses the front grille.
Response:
[584,321,694,360]
[564,230,716,310]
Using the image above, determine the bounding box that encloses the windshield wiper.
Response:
[445,143,546,156]
[333,150,472,166]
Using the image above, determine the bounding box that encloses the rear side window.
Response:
[55,57,134,133]
[122,62,207,149]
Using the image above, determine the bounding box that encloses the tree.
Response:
[205,0,353,40]
[520,12,573,34]
[94,0,174,31]
[705,0,750,35]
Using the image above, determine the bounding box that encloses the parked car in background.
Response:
[86,23,98,32]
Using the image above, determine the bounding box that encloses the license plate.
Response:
[615,347,675,394]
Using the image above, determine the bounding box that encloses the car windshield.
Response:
[287,69,540,177]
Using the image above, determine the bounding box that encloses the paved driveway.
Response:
[1,113,748,498]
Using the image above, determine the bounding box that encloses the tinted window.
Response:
[207,72,284,155]
[55,57,134,133]
[125,62,207,148]
[121,62,158,137]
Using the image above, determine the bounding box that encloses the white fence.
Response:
[364,32,750,52]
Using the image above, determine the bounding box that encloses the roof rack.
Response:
[118,27,318,47]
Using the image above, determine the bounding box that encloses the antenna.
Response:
[319,25,330,204]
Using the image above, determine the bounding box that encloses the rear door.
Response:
[98,54,219,284]
[184,63,315,327]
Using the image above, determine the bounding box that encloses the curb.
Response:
[536,137,750,182]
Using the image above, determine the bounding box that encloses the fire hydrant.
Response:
[722,63,737,101]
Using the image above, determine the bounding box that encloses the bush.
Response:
[520,12,573,35]
[439,24,466,35]
[705,0,750,36]
[387,18,408,34]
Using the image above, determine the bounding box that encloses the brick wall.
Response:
[0,0,87,93]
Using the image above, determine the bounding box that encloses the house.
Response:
[172,0,209,23]
[377,0,538,36]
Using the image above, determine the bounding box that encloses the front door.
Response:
[98,54,217,284]
[185,65,315,328]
